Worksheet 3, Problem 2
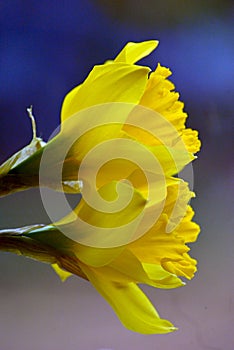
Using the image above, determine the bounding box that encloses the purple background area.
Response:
[0,1,233,349]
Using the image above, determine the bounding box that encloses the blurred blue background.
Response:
[0,1,233,349]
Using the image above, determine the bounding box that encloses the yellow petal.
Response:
[139,63,201,154]
[80,263,177,334]
[149,144,194,176]
[111,249,183,289]
[174,205,200,243]
[61,63,150,122]
[94,142,167,200]
[46,181,147,267]
[162,253,197,280]
[114,40,159,64]
[129,215,189,265]
[142,262,184,288]
[55,181,147,263]
[128,180,198,281]
[95,158,141,189]
[51,263,73,282]
[76,181,146,227]
[181,128,201,154]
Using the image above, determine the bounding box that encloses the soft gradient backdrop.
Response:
[0,1,233,349]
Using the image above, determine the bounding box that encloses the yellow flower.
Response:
[10,41,200,186]
[5,40,201,334]
[25,178,199,334]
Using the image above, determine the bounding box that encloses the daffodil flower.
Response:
[0,178,199,334]
[1,40,200,193]
[0,40,201,334]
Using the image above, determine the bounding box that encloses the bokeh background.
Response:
[0,1,233,349]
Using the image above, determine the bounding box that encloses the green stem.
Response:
[0,173,82,197]
[0,173,39,197]
[0,226,88,280]
[0,226,57,264]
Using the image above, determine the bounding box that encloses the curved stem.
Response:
[0,226,88,280]
[0,174,39,197]
[0,226,57,264]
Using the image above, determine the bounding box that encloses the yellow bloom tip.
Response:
[114,40,159,65]
[171,326,178,332]
[163,325,179,334]
[51,263,73,282]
